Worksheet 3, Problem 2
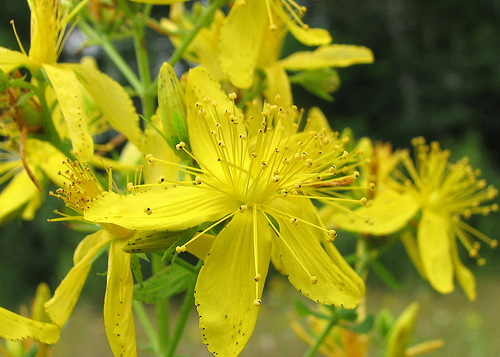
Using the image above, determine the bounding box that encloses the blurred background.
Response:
[0,0,499,355]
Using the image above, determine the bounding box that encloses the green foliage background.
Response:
[0,1,499,354]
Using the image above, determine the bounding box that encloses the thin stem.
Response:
[168,0,230,67]
[132,6,155,119]
[302,315,337,357]
[152,254,170,356]
[133,300,159,354]
[165,260,202,357]
[77,19,142,92]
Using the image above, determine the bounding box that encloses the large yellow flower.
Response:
[0,0,144,161]
[82,67,365,355]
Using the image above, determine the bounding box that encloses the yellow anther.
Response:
[289,217,299,226]
[195,176,202,185]
[175,245,187,253]
[310,276,318,284]
[329,165,337,173]
[218,141,226,148]
[369,182,376,190]
[176,142,186,150]
[144,207,153,215]
[145,154,153,160]
[294,182,303,189]
[127,182,134,192]
[148,157,157,166]
[228,92,237,100]
[478,258,486,266]
[342,151,349,159]
[327,230,337,240]
[239,205,248,213]
[360,197,368,206]
[272,175,280,183]
[281,189,288,197]
[353,171,360,178]
[253,299,262,307]
[261,161,268,170]
[157,175,166,184]
[490,240,498,248]
[305,159,313,167]
[239,134,247,140]
[254,274,261,282]
[195,101,203,108]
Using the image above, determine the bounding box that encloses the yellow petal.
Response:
[268,198,363,308]
[0,169,40,225]
[279,45,374,71]
[25,138,67,187]
[104,240,136,357]
[324,190,420,235]
[186,233,215,260]
[43,64,93,161]
[271,1,331,46]
[219,0,268,88]
[0,307,60,344]
[262,64,293,106]
[386,302,419,357]
[451,239,476,301]
[44,230,114,327]
[0,48,35,73]
[65,63,145,151]
[417,209,454,294]
[84,186,239,231]
[195,208,272,356]
[129,0,189,3]
[185,67,246,175]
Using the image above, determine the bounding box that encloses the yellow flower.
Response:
[0,85,68,223]
[0,283,60,352]
[82,67,365,355]
[46,160,138,356]
[321,139,420,236]
[161,1,373,104]
[324,137,498,300]
[0,0,144,161]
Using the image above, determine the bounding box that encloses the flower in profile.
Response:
[83,67,365,355]
[0,0,144,161]
[324,137,498,300]
[46,160,138,356]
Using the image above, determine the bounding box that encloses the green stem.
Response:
[168,0,230,67]
[132,6,155,119]
[133,300,159,354]
[152,254,170,356]
[165,261,202,357]
[77,20,142,92]
[302,315,337,357]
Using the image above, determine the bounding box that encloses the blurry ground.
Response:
[52,271,500,357]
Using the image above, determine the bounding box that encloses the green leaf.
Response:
[130,254,144,286]
[133,262,196,303]
[294,299,313,317]
[336,307,358,322]
[371,260,406,290]
[345,314,374,334]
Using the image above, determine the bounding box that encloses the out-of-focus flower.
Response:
[322,137,498,300]
[160,1,373,104]
[0,0,144,161]
[0,283,60,354]
[81,66,365,356]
